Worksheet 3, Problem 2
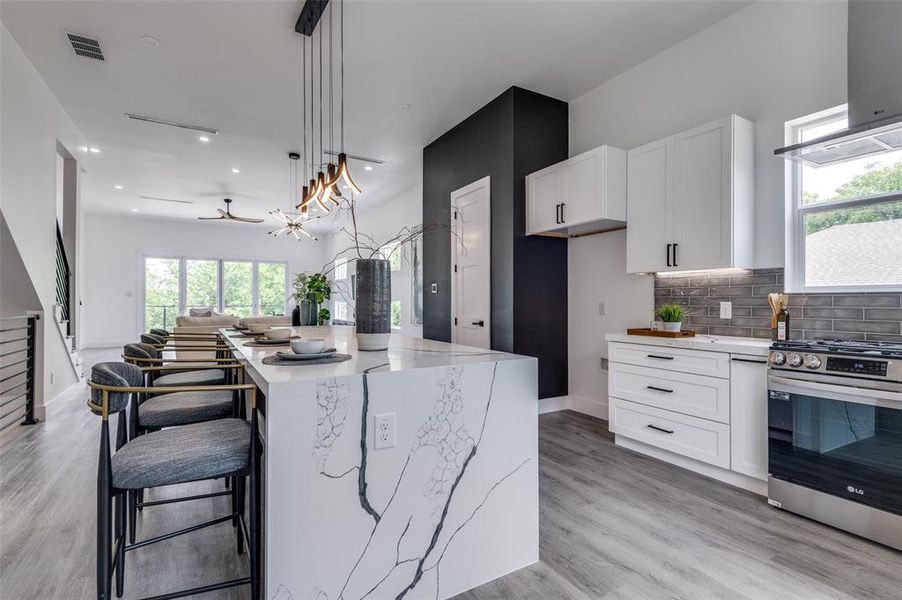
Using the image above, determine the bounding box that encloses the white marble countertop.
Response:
[222,325,533,390]
[605,332,772,356]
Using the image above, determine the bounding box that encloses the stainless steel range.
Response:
[767,339,902,550]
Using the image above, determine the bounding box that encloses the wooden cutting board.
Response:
[626,328,696,338]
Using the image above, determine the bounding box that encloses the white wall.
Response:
[81,213,326,347]
[1,23,87,405]
[322,183,424,338]
[566,2,847,418]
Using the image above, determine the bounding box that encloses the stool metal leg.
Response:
[128,490,137,544]
[235,476,245,555]
[97,424,112,600]
[115,492,125,597]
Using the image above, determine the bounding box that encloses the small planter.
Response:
[662,321,682,333]
[355,258,391,351]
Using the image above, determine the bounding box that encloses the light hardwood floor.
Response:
[2,350,899,599]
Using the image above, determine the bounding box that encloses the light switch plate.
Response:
[374,413,396,450]
[598,302,607,317]
[430,282,438,294]
[720,301,732,319]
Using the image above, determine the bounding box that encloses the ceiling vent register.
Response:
[66,32,104,61]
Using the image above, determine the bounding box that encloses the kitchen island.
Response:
[221,327,539,600]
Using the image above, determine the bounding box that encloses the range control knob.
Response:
[770,351,786,366]
[804,354,822,369]
[788,353,803,367]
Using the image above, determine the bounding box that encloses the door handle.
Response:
[732,357,767,364]
[554,203,560,224]
[646,354,674,360]
[472,320,485,327]
[560,202,566,223]
[666,243,672,267]
[646,385,674,393]
[673,242,678,267]
[646,424,675,434]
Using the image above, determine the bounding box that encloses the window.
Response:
[334,300,350,322]
[142,256,288,330]
[786,106,902,292]
[391,300,402,330]
[378,242,403,271]
[334,257,348,281]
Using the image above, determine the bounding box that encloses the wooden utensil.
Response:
[768,293,781,328]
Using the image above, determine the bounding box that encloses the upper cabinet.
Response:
[626,115,755,273]
[526,145,627,236]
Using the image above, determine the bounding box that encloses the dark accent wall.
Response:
[423,87,569,398]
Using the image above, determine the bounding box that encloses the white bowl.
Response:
[248,324,269,334]
[291,338,325,355]
[264,328,292,341]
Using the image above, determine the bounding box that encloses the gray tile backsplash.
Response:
[654,268,902,342]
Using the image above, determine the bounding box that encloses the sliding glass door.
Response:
[142,256,288,331]
[144,257,180,330]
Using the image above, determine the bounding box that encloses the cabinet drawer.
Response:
[609,342,730,378]
[609,363,729,423]
[609,398,730,469]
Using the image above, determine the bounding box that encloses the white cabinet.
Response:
[526,145,626,236]
[626,115,754,273]
[729,355,769,481]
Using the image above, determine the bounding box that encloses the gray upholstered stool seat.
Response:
[138,390,234,427]
[153,369,225,387]
[111,418,250,490]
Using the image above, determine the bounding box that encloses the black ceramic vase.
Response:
[355,258,391,350]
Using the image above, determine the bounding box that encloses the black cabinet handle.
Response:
[555,203,561,224]
[731,357,767,364]
[646,424,674,434]
[646,385,674,393]
[560,203,566,223]
[673,242,678,267]
[666,243,672,267]
[646,354,674,360]
[472,320,485,327]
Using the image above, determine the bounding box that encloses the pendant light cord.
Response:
[329,0,334,159]
[319,22,323,171]
[302,36,306,184]
[341,0,344,153]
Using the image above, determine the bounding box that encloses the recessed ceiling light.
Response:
[231,168,240,174]
[364,165,373,171]
[399,103,412,111]
[198,135,210,143]
[114,185,123,190]
[89,147,101,153]
[131,208,139,212]
[141,35,159,46]
[79,145,88,153]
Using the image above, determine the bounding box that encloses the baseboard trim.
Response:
[538,396,569,414]
[568,394,608,420]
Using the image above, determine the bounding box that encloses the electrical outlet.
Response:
[600,357,609,371]
[598,302,607,317]
[374,413,396,450]
[430,283,438,294]
[50,370,55,385]
[720,301,732,319]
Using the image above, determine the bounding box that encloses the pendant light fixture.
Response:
[325,0,362,196]
[270,152,317,241]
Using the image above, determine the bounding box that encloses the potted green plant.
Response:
[655,303,685,333]
[318,307,331,326]
[291,273,311,326]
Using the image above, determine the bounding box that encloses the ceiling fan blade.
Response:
[197,216,225,220]
[230,216,265,224]
[217,208,228,216]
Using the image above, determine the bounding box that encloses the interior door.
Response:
[673,117,732,270]
[560,150,598,227]
[526,167,560,234]
[626,137,672,273]
[451,176,491,349]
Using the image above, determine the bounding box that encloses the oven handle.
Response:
[768,375,902,409]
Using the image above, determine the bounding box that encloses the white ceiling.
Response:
[1,0,747,230]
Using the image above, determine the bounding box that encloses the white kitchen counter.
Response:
[221,326,539,600]
[605,332,772,357]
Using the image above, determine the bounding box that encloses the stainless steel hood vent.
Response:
[775,1,902,167]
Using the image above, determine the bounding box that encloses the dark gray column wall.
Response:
[423,86,569,398]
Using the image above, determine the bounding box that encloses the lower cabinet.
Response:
[608,341,768,493]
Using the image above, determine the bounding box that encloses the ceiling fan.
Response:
[197,198,264,223]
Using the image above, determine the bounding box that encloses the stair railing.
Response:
[0,314,39,430]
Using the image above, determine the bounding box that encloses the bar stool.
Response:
[126,342,228,387]
[88,362,260,600]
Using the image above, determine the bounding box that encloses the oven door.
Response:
[768,374,902,516]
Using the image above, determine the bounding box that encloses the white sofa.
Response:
[171,314,291,359]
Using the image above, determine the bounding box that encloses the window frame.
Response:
[139,253,289,333]
[785,105,902,294]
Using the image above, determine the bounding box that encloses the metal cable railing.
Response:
[55,226,71,337]
[0,314,39,431]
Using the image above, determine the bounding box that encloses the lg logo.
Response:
[847,485,865,496]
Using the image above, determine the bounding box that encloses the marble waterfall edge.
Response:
[265,358,539,600]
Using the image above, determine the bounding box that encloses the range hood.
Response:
[774,0,902,167]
